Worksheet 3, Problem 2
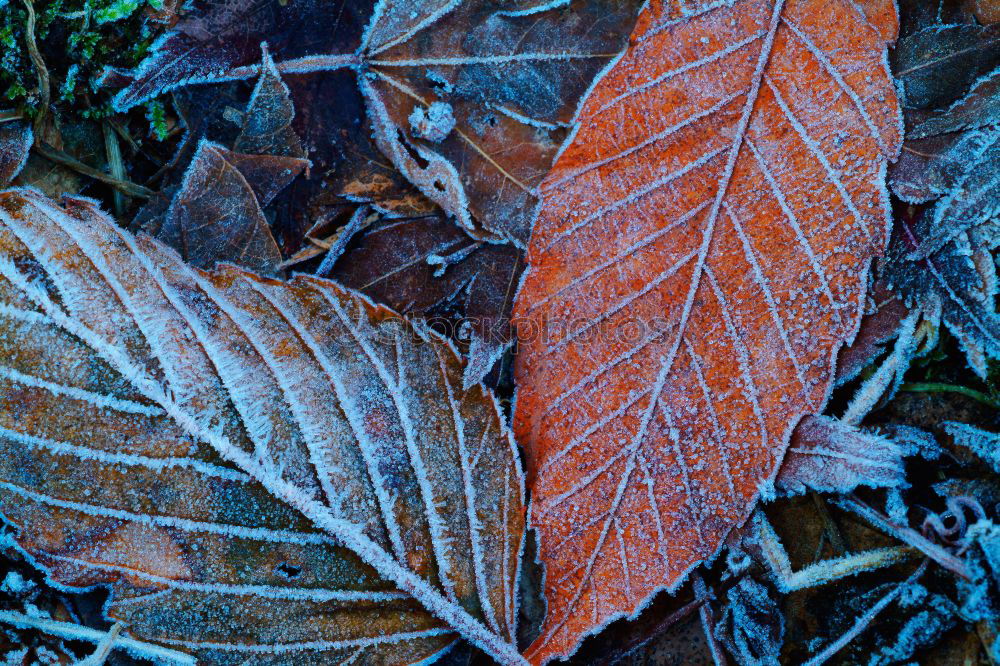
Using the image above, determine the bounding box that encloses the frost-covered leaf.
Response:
[892,22,1000,109]
[883,129,1000,377]
[512,0,901,660]
[957,520,1000,630]
[944,422,1000,472]
[714,577,783,666]
[909,66,1000,139]
[0,188,525,665]
[113,0,643,245]
[0,121,31,187]
[327,213,524,387]
[863,585,959,665]
[774,416,905,497]
[234,48,307,159]
[908,127,1000,256]
[156,140,307,275]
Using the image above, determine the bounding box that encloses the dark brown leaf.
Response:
[157,140,307,274]
[234,47,307,159]
[327,213,523,386]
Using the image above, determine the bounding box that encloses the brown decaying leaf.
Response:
[0,188,525,664]
[234,47,308,160]
[512,0,902,661]
[328,213,523,387]
[156,140,307,275]
[834,281,910,386]
[0,121,32,187]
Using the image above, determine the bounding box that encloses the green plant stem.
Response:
[899,382,1000,409]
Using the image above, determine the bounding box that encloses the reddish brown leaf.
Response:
[512,0,902,661]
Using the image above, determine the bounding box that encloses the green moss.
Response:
[0,0,166,129]
[144,98,167,140]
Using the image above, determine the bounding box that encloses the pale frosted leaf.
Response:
[0,188,525,665]
[775,415,905,497]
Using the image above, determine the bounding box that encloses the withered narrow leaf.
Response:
[0,188,525,665]
[774,416,905,497]
[512,0,902,661]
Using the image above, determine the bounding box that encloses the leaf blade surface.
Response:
[512,0,902,661]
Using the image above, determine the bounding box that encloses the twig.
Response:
[20,0,50,142]
[811,492,850,557]
[107,119,140,153]
[0,610,195,665]
[802,560,929,666]
[0,110,24,123]
[76,622,124,666]
[838,495,970,579]
[34,142,154,198]
[693,575,728,666]
[750,510,915,591]
[899,382,1000,410]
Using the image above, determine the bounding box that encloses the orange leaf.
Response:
[512,0,902,662]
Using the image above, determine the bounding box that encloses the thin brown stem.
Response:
[21,0,50,142]
[34,143,154,199]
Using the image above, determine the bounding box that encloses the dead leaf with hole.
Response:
[512,0,902,661]
[0,188,525,665]
[113,0,644,245]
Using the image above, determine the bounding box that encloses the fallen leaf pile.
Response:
[1,0,999,664]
